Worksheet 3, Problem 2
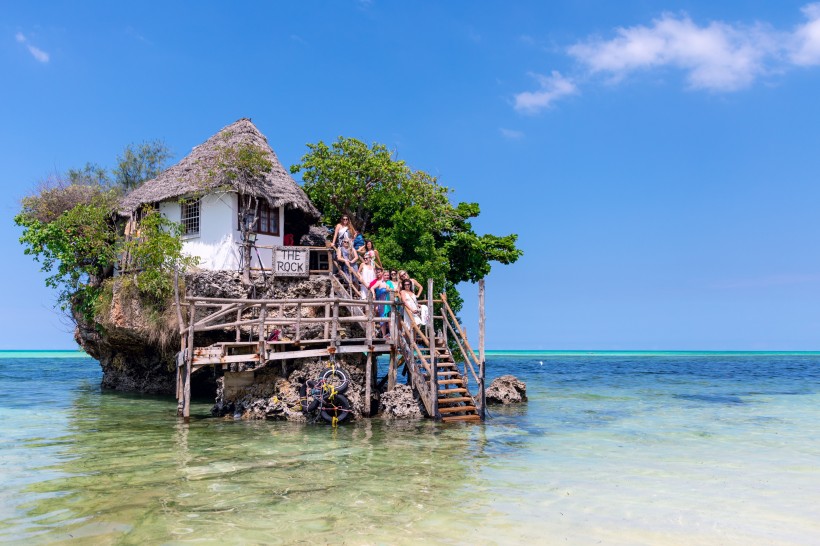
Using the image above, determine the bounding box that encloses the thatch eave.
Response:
[118,118,320,221]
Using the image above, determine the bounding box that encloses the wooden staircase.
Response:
[432,346,481,423]
[397,318,482,423]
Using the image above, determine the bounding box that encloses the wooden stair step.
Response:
[436,371,460,376]
[438,405,477,414]
[438,387,467,394]
[441,414,482,423]
[438,396,473,404]
[437,379,464,385]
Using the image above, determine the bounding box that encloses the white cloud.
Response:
[499,128,525,140]
[568,13,774,91]
[513,71,577,114]
[26,45,50,63]
[15,31,50,63]
[791,3,820,65]
[511,3,820,111]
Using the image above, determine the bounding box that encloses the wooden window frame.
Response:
[180,199,200,236]
[238,197,280,236]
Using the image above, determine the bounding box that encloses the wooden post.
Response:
[478,278,486,421]
[440,294,448,350]
[389,296,397,343]
[258,304,267,341]
[388,347,397,391]
[235,306,242,342]
[366,291,374,346]
[364,352,373,416]
[295,303,302,343]
[177,334,185,413]
[427,278,438,419]
[331,300,339,345]
[324,283,331,340]
[184,302,194,422]
[258,304,267,362]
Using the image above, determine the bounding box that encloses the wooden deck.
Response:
[174,248,487,424]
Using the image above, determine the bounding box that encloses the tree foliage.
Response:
[120,208,199,303]
[15,141,188,323]
[15,188,120,316]
[113,140,172,192]
[291,137,522,312]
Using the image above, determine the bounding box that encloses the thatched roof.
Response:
[120,118,320,220]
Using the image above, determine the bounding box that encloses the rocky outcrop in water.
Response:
[485,375,527,405]
[378,384,427,419]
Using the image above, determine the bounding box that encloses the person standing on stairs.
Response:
[400,279,429,327]
[331,215,356,248]
[359,253,377,299]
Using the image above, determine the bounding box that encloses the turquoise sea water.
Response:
[1,351,819,544]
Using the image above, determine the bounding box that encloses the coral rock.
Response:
[485,375,527,405]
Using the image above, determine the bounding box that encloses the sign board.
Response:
[272,246,310,277]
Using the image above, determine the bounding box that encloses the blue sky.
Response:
[3,1,820,350]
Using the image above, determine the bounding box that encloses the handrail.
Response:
[394,312,434,415]
[440,295,481,365]
[443,317,481,385]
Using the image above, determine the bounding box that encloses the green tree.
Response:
[290,138,408,234]
[120,208,199,303]
[15,141,186,323]
[291,136,522,313]
[15,187,120,317]
[113,140,172,191]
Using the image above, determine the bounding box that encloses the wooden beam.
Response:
[427,278,438,419]
[184,302,194,422]
[478,278,486,421]
[364,351,372,417]
[388,347,397,391]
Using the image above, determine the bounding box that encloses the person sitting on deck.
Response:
[331,215,356,248]
[335,238,359,277]
[398,270,423,298]
[400,279,429,327]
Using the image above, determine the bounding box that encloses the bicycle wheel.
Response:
[320,367,350,394]
[320,393,352,423]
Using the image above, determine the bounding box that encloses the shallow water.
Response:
[1,351,819,544]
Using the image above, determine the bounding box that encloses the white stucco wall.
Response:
[158,192,284,271]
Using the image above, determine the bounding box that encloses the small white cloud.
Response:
[499,128,525,139]
[790,3,820,65]
[513,71,577,114]
[15,31,50,63]
[26,44,49,63]
[568,13,774,91]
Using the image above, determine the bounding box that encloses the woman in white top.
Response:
[359,253,377,299]
[331,215,356,248]
[399,279,429,326]
[398,270,423,298]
